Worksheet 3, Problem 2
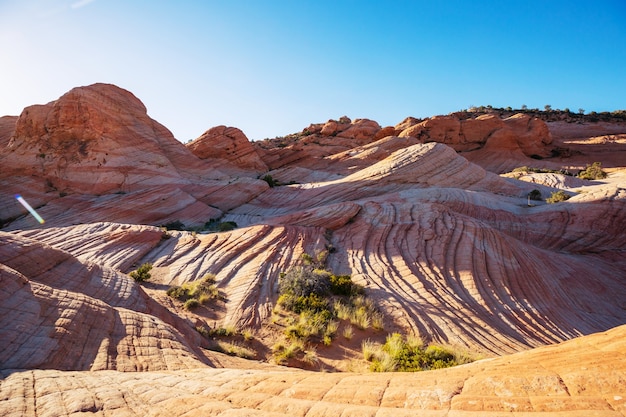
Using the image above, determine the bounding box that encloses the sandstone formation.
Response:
[1,324,624,415]
[1,84,626,416]
[255,117,386,170]
[0,115,17,147]
[0,84,269,229]
[12,141,626,357]
[0,232,216,371]
[397,113,552,157]
[187,125,268,172]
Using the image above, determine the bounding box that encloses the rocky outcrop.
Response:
[0,116,17,147]
[0,84,271,229]
[398,113,552,157]
[255,117,385,170]
[309,117,383,142]
[0,231,216,371]
[3,84,206,195]
[187,125,268,172]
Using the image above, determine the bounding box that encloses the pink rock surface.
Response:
[2,84,626,416]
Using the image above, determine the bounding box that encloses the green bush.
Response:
[528,189,542,201]
[546,190,571,204]
[218,221,238,232]
[329,274,364,296]
[183,298,200,310]
[512,166,573,176]
[162,220,186,231]
[277,293,330,314]
[129,263,152,282]
[167,274,221,304]
[364,333,464,372]
[261,174,278,188]
[274,254,384,364]
[578,162,607,180]
[278,266,330,298]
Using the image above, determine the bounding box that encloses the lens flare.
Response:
[15,194,45,224]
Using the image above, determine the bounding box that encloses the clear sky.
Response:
[1,1,625,142]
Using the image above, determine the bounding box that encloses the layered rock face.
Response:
[254,113,553,173]
[4,84,193,194]
[187,125,268,172]
[397,113,552,156]
[1,84,626,416]
[0,84,269,228]
[0,232,216,371]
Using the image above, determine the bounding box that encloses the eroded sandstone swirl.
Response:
[1,84,626,416]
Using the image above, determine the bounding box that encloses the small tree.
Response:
[130,263,153,282]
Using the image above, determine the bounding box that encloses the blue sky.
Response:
[1,1,625,142]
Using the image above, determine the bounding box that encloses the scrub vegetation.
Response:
[271,251,384,366]
[363,333,475,372]
[129,262,152,282]
[167,273,223,309]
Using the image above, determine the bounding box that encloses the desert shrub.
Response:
[369,353,397,372]
[261,174,278,188]
[424,345,454,362]
[277,293,330,314]
[362,339,379,361]
[342,324,354,340]
[371,311,385,331]
[302,347,319,366]
[512,166,573,176]
[578,162,607,180]
[166,286,187,299]
[300,253,315,265]
[329,274,364,296]
[364,333,465,372]
[167,274,221,304]
[129,263,152,282]
[546,190,571,204]
[162,220,186,231]
[272,340,304,365]
[241,327,254,341]
[528,189,542,201]
[512,166,530,173]
[351,306,372,330]
[183,298,200,310]
[195,326,209,337]
[334,300,352,320]
[215,341,255,359]
[218,221,238,232]
[274,254,384,364]
[324,320,339,339]
[209,326,237,337]
[278,266,330,298]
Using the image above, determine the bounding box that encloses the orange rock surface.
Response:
[187,125,268,172]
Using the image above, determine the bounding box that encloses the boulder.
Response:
[187,125,268,172]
